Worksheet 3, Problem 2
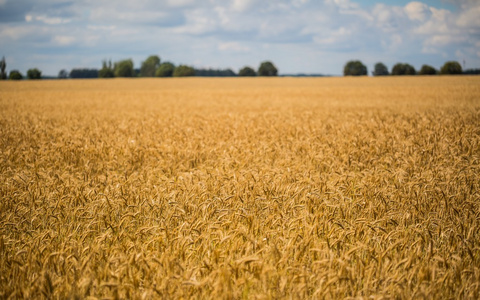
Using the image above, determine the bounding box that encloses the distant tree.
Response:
[114,59,135,77]
[258,61,278,76]
[224,69,237,76]
[391,64,402,75]
[372,62,389,76]
[404,64,416,75]
[58,69,68,79]
[195,68,236,77]
[155,62,175,77]
[140,55,161,77]
[99,60,114,78]
[419,65,437,75]
[440,61,462,75]
[0,56,6,80]
[9,70,23,80]
[239,66,256,76]
[173,65,195,77]
[391,63,416,75]
[70,69,99,78]
[463,68,480,75]
[343,60,367,76]
[27,68,42,80]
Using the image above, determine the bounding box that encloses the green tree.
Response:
[70,69,99,78]
[27,68,42,79]
[9,70,23,80]
[373,62,389,76]
[140,55,161,77]
[0,56,6,80]
[419,65,437,75]
[58,69,68,79]
[440,61,462,75]
[464,68,480,75]
[194,68,236,77]
[391,63,416,75]
[114,59,134,77]
[258,61,278,76]
[173,65,195,77]
[343,60,367,76]
[155,62,175,77]
[239,66,256,76]
[99,60,114,78]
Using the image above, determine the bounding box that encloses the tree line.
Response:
[0,55,279,80]
[343,60,479,76]
[2,54,479,80]
[1,57,42,80]
[83,56,278,79]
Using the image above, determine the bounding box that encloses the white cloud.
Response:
[232,0,258,12]
[456,4,480,28]
[313,27,352,46]
[172,8,218,35]
[35,15,71,25]
[218,41,250,52]
[329,0,359,10]
[387,34,403,51]
[424,34,466,47]
[53,35,75,46]
[86,25,116,31]
[24,13,71,25]
[414,7,451,35]
[166,0,195,7]
[404,1,431,22]
[292,0,310,7]
[372,4,407,33]
[89,6,184,26]
[327,0,372,20]
[0,25,36,40]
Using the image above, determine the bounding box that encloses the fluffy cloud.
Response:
[53,35,75,46]
[232,0,258,12]
[25,14,71,25]
[456,5,480,29]
[218,42,250,52]
[404,1,431,22]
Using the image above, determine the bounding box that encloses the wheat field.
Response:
[1,77,479,299]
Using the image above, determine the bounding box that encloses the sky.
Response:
[0,0,479,76]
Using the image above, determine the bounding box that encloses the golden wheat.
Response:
[0,77,479,299]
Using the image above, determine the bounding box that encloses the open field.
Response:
[1,77,479,299]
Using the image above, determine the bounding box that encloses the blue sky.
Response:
[357,0,457,11]
[0,0,479,76]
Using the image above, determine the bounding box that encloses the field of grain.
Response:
[1,77,479,299]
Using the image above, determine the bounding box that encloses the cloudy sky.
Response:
[0,0,479,76]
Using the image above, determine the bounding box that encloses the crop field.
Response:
[1,77,479,299]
